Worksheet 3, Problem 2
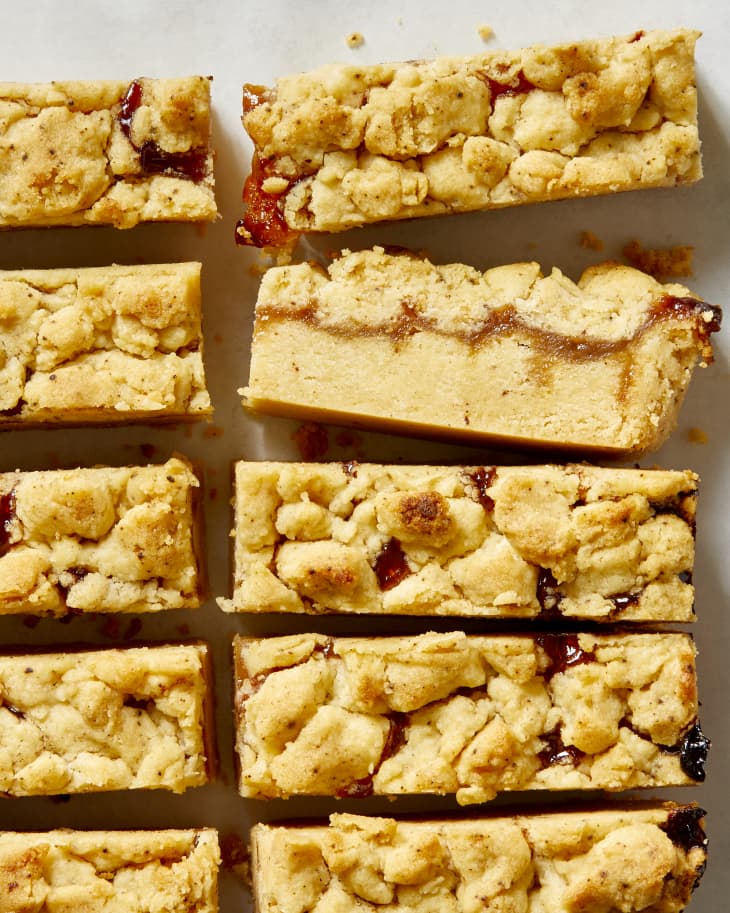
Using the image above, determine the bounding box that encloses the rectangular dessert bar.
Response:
[0,457,203,616]
[0,828,220,912]
[220,461,697,621]
[237,29,701,247]
[243,249,721,454]
[0,262,211,426]
[252,805,707,913]
[233,631,708,804]
[0,643,213,796]
[0,77,216,229]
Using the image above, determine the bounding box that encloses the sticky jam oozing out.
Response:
[373,537,412,590]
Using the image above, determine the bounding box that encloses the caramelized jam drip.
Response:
[118,80,208,182]
[662,805,708,854]
[537,633,596,679]
[467,467,496,511]
[236,154,300,248]
[337,713,408,798]
[0,490,16,557]
[374,538,412,590]
[538,727,585,768]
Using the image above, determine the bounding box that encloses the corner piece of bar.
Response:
[237,28,701,248]
[242,248,721,455]
[219,461,697,621]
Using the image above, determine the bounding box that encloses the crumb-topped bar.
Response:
[0,262,211,425]
[243,249,721,454]
[220,462,697,621]
[0,77,216,229]
[0,644,213,796]
[252,805,706,913]
[233,631,707,804]
[237,29,701,247]
[0,457,203,616]
[0,829,220,913]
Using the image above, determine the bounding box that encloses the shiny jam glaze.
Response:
[479,69,536,102]
[236,155,300,248]
[662,805,708,853]
[537,633,596,679]
[678,721,711,782]
[374,538,411,590]
[467,466,497,511]
[538,727,585,768]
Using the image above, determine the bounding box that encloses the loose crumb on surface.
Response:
[346,31,365,48]
[623,239,694,278]
[477,24,494,41]
[292,421,329,461]
[580,229,604,251]
[687,426,709,444]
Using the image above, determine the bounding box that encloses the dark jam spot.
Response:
[480,69,536,102]
[314,638,336,659]
[0,490,16,556]
[657,296,722,355]
[342,460,359,478]
[467,467,496,512]
[662,805,707,854]
[537,633,596,679]
[679,721,711,782]
[1,702,25,719]
[630,30,646,42]
[336,713,407,798]
[118,79,207,181]
[538,728,585,768]
[0,402,24,417]
[235,154,299,249]
[679,570,693,584]
[611,591,640,611]
[536,567,562,615]
[123,696,150,711]
[374,538,411,590]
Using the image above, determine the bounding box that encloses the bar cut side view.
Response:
[237,28,700,247]
[243,249,721,454]
[233,631,707,804]
[220,461,697,621]
[0,77,216,229]
[252,805,707,913]
[0,829,220,913]
[0,457,203,616]
[0,262,211,426]
[0,644,213,796]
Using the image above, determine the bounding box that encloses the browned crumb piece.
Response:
[0,829,220,912]
[0,262,211,426]
[579,229,604,250]
[0,644,212,796]
[251,806,707,913]
[0,77,217,228]
[237,29,701,247]
[623,238,694,278]
[687,426,709,444]
[0,457,202,616]
[233,631,706,803]
[346,32,365,49]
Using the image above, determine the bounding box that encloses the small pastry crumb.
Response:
[477,24,494,41]
[580,229,604,251]
[623,239,694,279]
[687,426,708,444]
[346,31,364,48]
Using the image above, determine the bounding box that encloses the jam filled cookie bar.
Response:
[0,262,211,426]
[0,457,203,616]
[233,631,708,804]
[220,462,697,621]
[0,644,214,796]
[251,806,706,913]
[237,29,700,247]
[242,249,721,454]
[0,829,220,913]
[0,77,216,228]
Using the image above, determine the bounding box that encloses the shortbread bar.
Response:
[0,644,213,796]
[0,829,220,912]
[242,249,721,454]
[220,462,697,621]
[0,262,211,426]
[0,457,203,616]
[234,631,707,804]
[252,805,706,913]
[0,78,216,228]
[237,29,700,246]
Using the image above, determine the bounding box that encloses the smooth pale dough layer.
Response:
[0,262,211,425]
[233,631,703,804]
[0,457,203,616]
[242,248,721,455]
[219,462,696,621]
[0,829,220,913]
[0,77,216,228]
[252,806,707,913]
[238,28,701,243]
[0,644,212,796]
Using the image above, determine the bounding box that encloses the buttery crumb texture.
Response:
[0,262,211,425]
[219,462,697,621]
[0,77,217,228]
[233,631,705,804]
[243,249,721,455]
[0,644,212,796]
[0,829,220,913]
[0,457,203,616]
[237,28,701,246]
[252,806,707,913]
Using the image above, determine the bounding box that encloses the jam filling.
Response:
[337,712,408,798]
[236,154,300,248]
[677,721,711,782]
[610,591,640,611]
[478,68,536,103]
[118,80,208,182]
[0,490,15,556]
[374,538,411,590]
[1,701,25,719]
[662,805,708,854]
[537,633,596,679]
[341,460,359,478]
[538,727,585,768]
[466,466,497,512]
[536,568,562,615]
